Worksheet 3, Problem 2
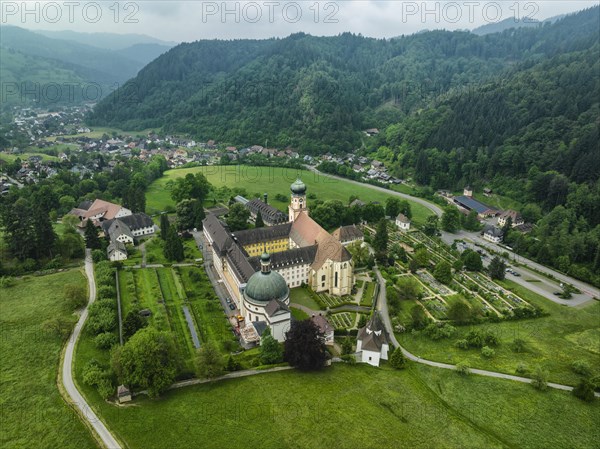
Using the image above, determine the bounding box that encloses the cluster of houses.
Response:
[68,199,156,261]
[443,186,531,244]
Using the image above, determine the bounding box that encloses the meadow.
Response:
[398,280,600,385]
[74,363,599,449]
[145,165,435,225]
[0,270,98,449]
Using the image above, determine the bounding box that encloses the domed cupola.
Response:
[290,178,307,195]
[243,253,290,304]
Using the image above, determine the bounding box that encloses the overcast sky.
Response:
[2,1,597,42]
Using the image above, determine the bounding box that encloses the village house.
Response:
[107,240,128,261]
[332,225,364,246]
[497,210,525,228]
[310,314,334,346]
[395,213,411,231]
[483,225,504,244]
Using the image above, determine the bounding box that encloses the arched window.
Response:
[321,275,326,281]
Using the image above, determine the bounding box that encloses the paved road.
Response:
[62,250,123,449]
[372,263,599,397]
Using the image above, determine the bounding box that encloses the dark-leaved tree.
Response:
[284,320,328,371]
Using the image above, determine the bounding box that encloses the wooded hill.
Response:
[88,7,599,156]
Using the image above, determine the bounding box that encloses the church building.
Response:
[203,179,355,334]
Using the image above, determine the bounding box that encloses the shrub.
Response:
[481,346,495,358]
[465,330,484,348]
[82,360,114,400]
[511,338,527,353]
[571,360,592,377]
[515,363,529,375]
[97,285,116,300]
[94,332,118,349]
[424,322,456,341]
[92,249,107,263]
[455,339,469,350]
[456,362,470,375]
[341,354,356,364]
[531,366,548,391]
[484,333,499,347]
[64,284,87,310]
[572,378,595,402]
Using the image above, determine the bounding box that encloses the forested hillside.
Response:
[88,7,599,153]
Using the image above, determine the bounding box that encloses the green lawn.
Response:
[361,281,376,307]
[290,306,310,321]
[290,287,321,311]
[0,270,98,449]
[145,165,434,225]
[398,280,600,385]
[0,151,59,163]
[76,363,599,449]
[472,192,522,211]
[177,266,236,352]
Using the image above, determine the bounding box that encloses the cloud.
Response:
[1,1,595,42]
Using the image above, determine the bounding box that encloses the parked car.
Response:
[225,297,231,304]
[229,303,235,310]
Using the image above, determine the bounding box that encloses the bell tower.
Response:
[288,178,308,222]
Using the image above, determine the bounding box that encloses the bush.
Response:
[97,285,116,300]
[341,354,356,364]
[511,338,527,353]
[87,301,117,335]
[484,333,499,347]
[64,284,87,310]
[571,360,592,377]
[455,339,469,349]
[465,330,484,348]
[456,362,470,375]
[92,249,107,263]
[95,332,118,349]
[531,366,548,391]
[424,322,456,341]
[515,363,529,375]
[572,379,595,402]
[82,360,114,400]
[481,346,495,358]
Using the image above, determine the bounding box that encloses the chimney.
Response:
[263,193,268,204]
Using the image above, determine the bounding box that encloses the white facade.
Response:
[274,263,311,288]
[483,232,502,244]
[115,207,132,218]
[288,192,308,222]
[131,225,155,237]
[114,233,134,244]
[109,249,127,261]
[396,219,411,231]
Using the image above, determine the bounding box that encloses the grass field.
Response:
[0,270,98,449]
[77,363,599,449]
[0,151,60,163]
[290,287,321,311]
[398,280,600,385]
[145,165,435,225]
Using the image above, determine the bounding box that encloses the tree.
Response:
[111,327,178,397]
[461,249,483,271]
[447,299,471,324]
[433,261,452,284]
[373,218,389,262]
[163,226,184,262]
[176,199,205,231]
[171,173,211,204]
[84,219,101,249]
[389,346,407,369]
[122,310,148,340]
[341,337,353,355]
[62,213,80,229]
[408,257,419,273]
[396,277,422,300]
[422,215,439,237]
[462,210,480,231]
[414,248,429,267]
[385,197,401,218]
[226,203,250,232]
[196,341,225,379]
[259,328,283,364]
[410,305,428,330]
[255,210,265,228]
[441,206,461,232]
[488,256,506,280]
[160,214,170,240]
[284,320,328,371]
